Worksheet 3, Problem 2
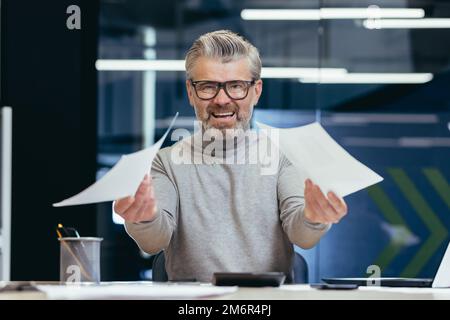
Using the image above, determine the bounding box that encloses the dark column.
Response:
[1,0,99,280]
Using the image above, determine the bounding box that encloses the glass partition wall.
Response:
[97,0,450,282]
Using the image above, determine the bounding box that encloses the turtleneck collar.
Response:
[179,126,260,164]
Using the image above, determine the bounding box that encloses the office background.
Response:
[1,0,449,283]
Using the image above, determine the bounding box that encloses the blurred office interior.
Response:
[1,0,449,282]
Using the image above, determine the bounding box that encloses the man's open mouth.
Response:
[211,112,235,119]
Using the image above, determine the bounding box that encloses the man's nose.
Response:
[212,87,232,105]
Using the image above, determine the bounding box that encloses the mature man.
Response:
[114,30,347,282]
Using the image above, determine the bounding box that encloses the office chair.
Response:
[292,251,309,284]
[151,251,309,283]
[152,250,169,282]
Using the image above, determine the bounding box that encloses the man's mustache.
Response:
[206,105,239,117]
[206,105,239,120]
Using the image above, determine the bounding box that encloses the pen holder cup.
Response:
[59,237,103,284]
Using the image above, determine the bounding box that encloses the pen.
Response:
[56,224,94,282]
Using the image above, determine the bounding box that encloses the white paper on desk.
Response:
[37,283,237,300]
[53,113,179,207]
[256,121,383,197]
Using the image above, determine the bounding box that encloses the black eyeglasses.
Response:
[190,79,256,100]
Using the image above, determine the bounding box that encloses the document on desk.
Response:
[53,113,179,207]
[36,283,237,300]
[256,121,383,197]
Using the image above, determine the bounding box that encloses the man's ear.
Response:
[253,79,263,106]
[186,80,195,107]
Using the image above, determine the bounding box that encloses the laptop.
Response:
[323,242,450,288]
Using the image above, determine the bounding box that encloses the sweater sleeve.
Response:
[277,154,331,249]
[123,151,178,254]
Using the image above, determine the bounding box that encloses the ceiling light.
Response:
[95,59,185,71]
[364,18,450,29]
[262,67,348,78]
[299,73,433,84]
[241,8,424,21]
[96,60,349,79]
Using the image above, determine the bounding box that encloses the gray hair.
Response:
[185,30,261,80]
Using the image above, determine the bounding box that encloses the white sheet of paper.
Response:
[432,242,450,288]
[256,121,383,197]
[53,113,179,207]
[36,283,237,300]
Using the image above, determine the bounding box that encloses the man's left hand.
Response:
[303,179,348,224]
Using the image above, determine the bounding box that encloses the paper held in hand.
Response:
[256,121,383,197]
[53,113,179,207]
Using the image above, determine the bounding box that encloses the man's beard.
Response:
[202,118,250,138]
[195,105,253,140]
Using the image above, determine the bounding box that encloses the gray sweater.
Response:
[125,131,330,282]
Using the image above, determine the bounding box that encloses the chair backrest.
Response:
[151,251,309,283]
[293,251,309,284]
[152,251,168,282]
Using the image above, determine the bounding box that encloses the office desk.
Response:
[214,285,450,300]
[1,283,450,300]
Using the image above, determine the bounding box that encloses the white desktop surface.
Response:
[1,283,450,300]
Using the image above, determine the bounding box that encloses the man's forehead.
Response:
[190,56,252,81]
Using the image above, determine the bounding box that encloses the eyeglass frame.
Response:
[189,79,256,101]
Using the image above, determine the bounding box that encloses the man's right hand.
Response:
[114,174,158,223]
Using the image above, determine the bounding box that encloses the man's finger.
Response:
[139,174,151,191]
[311,184,338,218]
[134,176,151,199]
[136,198,156,222]
[114,196,135,215]
[305,186,329,223]
[137,184,155,218]
[125,183,150,218]
[327,192,347,224]
[304,187,316,219]
[126,199,149,223]
[149,180,155,199]
[328,192,348,215]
